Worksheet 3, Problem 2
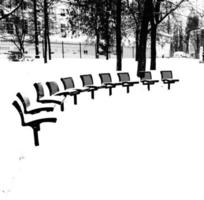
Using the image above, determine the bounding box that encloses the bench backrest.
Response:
[34,83,45,100]
[12,100,25,126]
[117,72,130,82]
[46,81,60,95]
[140,71,152,80]
[16,92,30,113]
[80,74,94,86]
[99,73,112,84]
[161,71,173,80]
[61,77,75,89]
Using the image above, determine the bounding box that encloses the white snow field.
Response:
[0,57,204,200]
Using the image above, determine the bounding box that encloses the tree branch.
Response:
[0,0,24,20]
[158,0,187,24]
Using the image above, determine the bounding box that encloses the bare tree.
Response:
[137,0,187,76]
[149,0,187,71]
[0,0,27,59]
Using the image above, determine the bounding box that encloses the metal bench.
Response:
[16,92,54,114]
[117,72,139,93]
[12,100,57,146]
[140,71,159,91]
[160,70,179,90]
[80,74,106,99]
[99,73,122,96]
[34,82,65,111]
[46,81,80,105]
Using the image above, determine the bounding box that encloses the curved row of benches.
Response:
[12,70,179,147]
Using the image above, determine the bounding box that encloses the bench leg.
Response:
[168,83,171,90]
[91,90,95,99]
[126,86,130,93]
[109,88,112,96]
[147,84,150,91]
[73,94,77,105]
[60,103,64,111]
[33,126,40,146]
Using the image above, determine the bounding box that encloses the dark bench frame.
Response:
[12,100,57,146]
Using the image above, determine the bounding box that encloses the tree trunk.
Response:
[105,15,109,60]
[195,33,200,59]
[105,0,110,60]
[43,0,48,63]
[46,9,51,60]
[150,0,161,70]
[33,0,39,58]
[44,33,47,63]
[95,29,100,59]
[150,23,157,70]
[137,0,153,77]
[185,33,190,53]
[116,0,122,71]
[135,29,140,61]
[47,31,51,60]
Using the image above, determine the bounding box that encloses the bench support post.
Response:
[147,84,150,91]
[91,90,95,99]
[109,88,112,96]
[61,103,64,111]
[126,86,130,93]
[168,83,171,90]
[73,95,77,105]
[33,126,40,146]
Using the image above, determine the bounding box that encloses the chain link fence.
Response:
[0,40,151,59]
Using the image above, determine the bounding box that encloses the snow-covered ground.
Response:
[0,57,204,200]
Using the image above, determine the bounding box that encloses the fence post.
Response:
[79,42,82,58]
[62,41,64,58]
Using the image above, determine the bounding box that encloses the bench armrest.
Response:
[28,107,54,114]
[27,117,57,126]
[39,99,62,105]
